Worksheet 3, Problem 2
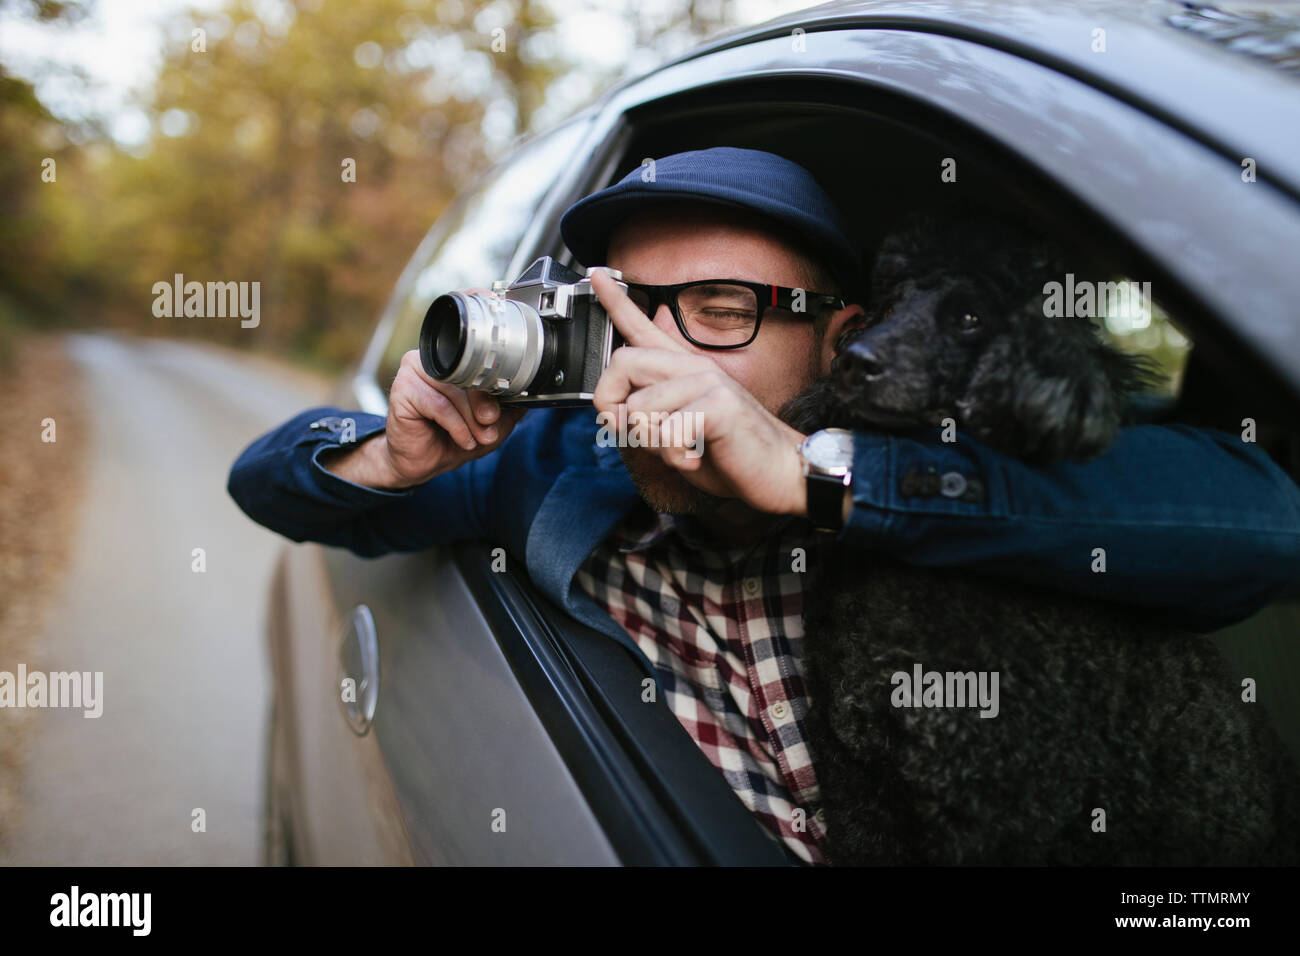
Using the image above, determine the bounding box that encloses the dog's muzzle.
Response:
[836,336,885,386]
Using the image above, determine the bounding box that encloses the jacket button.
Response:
[939,472,968,498]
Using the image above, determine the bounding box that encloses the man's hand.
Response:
[589,269,810,517]
[322,292,526,490]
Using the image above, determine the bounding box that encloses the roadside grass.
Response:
[0,331,88,850]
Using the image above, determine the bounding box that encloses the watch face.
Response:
[803,428,854,471]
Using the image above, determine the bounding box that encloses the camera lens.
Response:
[418,290,545,396]
[423,296,466,377]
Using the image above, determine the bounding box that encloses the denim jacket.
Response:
[228,404,1300,683]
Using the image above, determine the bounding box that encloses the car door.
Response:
[270,112,794,866]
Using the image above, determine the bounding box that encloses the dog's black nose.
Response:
[841,339,884,380]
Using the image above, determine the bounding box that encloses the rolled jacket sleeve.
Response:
[227,405,495,556]
[227,404,596,561]
[837,422,1300,631]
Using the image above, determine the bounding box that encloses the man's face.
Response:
[603,205,835,514]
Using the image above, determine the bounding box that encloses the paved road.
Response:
[0,334,327,865]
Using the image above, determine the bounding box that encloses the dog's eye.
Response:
[958,312,981,332]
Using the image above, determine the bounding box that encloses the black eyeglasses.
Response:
[623,278,846,350]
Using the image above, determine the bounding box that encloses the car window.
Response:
[371,117,590,393]
[1093,278,1193,399]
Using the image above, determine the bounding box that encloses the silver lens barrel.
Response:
[419,291,545,395]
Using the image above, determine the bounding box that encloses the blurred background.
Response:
[0,0,811,864]
[0,0,820,368]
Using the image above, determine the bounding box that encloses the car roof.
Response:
[599,0,1300,199]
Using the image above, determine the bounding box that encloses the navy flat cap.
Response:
[559,146,860,296]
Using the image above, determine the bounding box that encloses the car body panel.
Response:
[273,543,416,865]
[659,0,1300,197]
[320,546,621,865]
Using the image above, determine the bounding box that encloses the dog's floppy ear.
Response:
[1010,355,1124,462]
[1006,333,1160,463]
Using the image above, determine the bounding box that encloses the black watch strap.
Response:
[806,472,848,532]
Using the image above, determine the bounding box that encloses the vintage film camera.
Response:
[419,257,626,406]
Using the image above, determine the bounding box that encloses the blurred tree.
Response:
[0,0,93,352]
[2,0,772,367]
[92,0,541,364]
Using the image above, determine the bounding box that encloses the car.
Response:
[260,0,1300,866]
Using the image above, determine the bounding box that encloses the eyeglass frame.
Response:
[621,277,847,350]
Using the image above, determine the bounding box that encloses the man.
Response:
[228,147,1300,866]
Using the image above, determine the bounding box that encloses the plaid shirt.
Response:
[574,503,837,865]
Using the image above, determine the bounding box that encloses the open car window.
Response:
[546,72,1300,765]
[1095,286,1192,399]
[368,117,590,397]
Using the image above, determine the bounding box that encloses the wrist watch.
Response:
[799,428,854,532]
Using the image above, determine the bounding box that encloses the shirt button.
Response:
[939,471,968,498]
[815,808,826,826]
[742,577,760,597]
[769,700,790,722]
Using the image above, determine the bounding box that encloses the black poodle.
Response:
[781,214,1300,865]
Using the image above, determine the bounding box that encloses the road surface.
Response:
[0,334,328,865]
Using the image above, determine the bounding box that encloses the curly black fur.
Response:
[783,213,1300,865]
[783,216,1163,461]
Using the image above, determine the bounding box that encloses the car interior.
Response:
[364,74,1300,863]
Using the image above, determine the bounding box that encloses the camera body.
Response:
[419,256,626,407]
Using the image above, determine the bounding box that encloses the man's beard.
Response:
[618,445,728,515]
